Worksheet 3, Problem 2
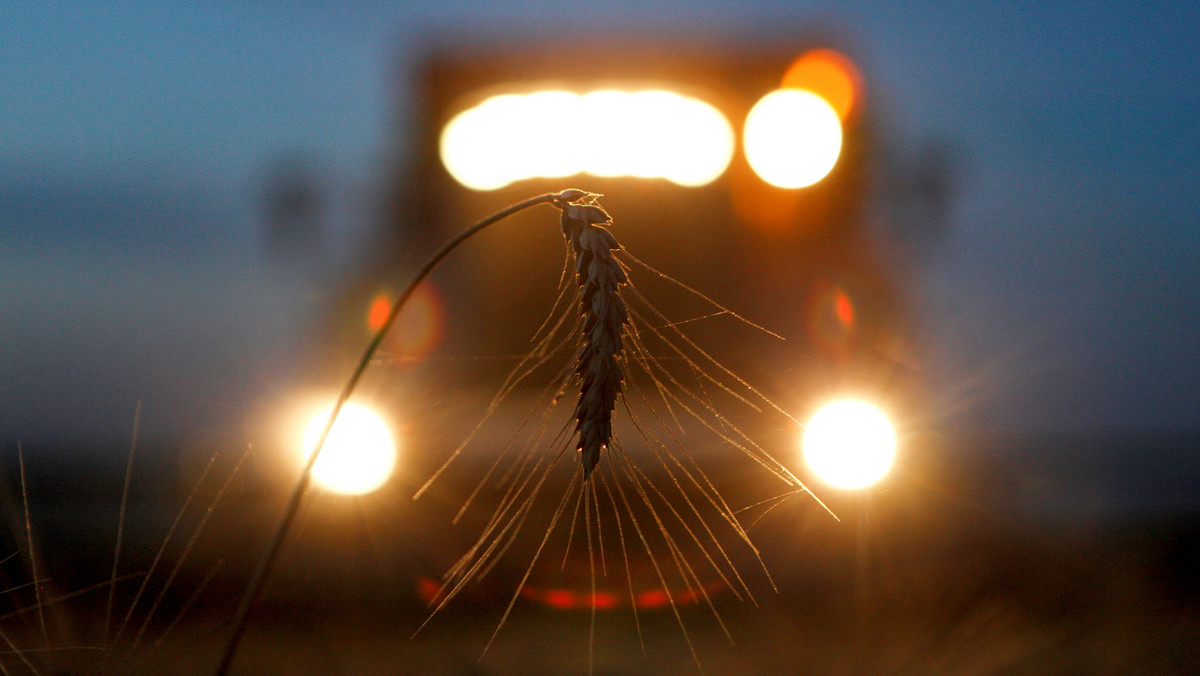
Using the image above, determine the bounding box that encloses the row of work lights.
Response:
[439,48,861,192]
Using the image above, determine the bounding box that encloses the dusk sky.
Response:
[3,1,1198,444]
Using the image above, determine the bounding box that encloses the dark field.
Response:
[2,430,1198,674]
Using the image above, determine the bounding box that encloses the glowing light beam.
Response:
[744,89,842,189]
[781,48,863,121]
[440,89,734,190]
[802,400,895,489]
[303,404,396,495]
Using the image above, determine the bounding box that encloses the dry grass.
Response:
[0,427,252,675]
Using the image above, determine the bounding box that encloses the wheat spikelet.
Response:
[554,193,627,478]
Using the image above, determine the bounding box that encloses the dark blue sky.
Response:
[2,1,1198,442]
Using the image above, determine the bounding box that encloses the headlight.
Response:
[439,89,734,190]
[302,403,396,495]
[743,89,843,189]
[802,400,895,489]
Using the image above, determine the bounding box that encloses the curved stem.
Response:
[215,190,570,675]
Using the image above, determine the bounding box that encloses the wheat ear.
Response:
[557,195,627,478]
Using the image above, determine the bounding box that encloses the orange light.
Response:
[417,577,444,605]
[804,282,857,357]
[368,283,445,363]
[834,288,855,328]
[781,48,863,121]
[588,591,619,610]
[517,586,619,610]
[636,589,670,609]
[367,294,390,332]
[543,589,576,610]
[440,577,722,611]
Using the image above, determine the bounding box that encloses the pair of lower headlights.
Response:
[302,399,895,496]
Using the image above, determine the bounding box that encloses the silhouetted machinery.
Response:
[246,27,947,621]
[332,29,918,415]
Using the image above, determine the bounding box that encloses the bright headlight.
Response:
[440,89,734,190]
[302,404,396,496]
[744,89,842,189]
[802,400,895,489]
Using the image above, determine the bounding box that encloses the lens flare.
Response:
[802,400,895,489]
[805,282,857,356]
[366,283,445,363]
[440,89,734,190]
[366,294,390,332]
[781,48,863,121]
[303,404,395,495]
[392,283,444,361]
[744,89,843,189]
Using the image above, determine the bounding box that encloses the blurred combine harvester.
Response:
[327,30,926,428]
[271,30,943,621]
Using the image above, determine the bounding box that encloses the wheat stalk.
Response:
[215,188,598,676]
